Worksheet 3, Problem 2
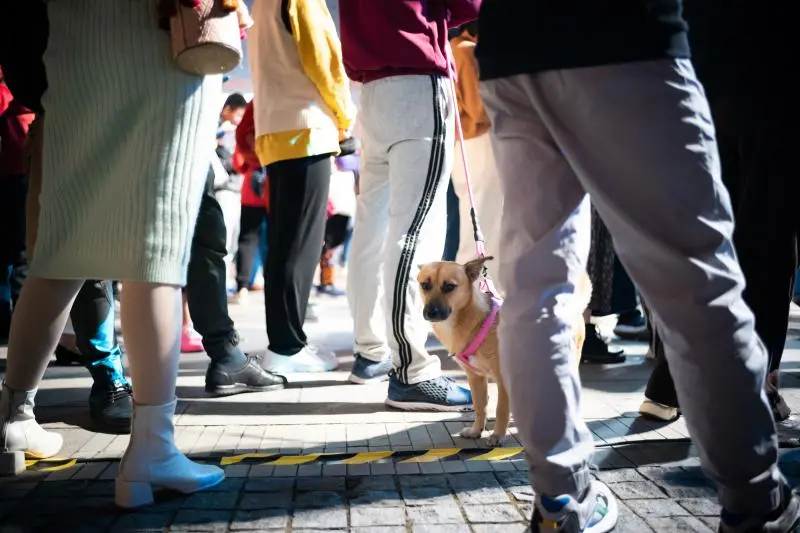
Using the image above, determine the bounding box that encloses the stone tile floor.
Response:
[3,285,800,531]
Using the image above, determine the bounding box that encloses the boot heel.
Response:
[115,478,154,508]
[0,451,26,476]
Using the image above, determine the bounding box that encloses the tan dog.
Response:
[418,257,592,447]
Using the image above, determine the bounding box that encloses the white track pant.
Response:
[347,75,454,384]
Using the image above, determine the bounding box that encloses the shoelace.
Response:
[107,382,132,403]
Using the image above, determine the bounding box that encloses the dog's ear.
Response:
[463,256,494,283]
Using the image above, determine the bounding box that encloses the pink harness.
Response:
[453,296,503,371]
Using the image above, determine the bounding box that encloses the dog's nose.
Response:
[423,305,450,322]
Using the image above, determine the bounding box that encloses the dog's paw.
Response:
[486,433,505,447]
[460,427,483,439]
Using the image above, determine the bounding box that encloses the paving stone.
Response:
[471,524,529,533]
[456,484,511,504]
[495,472,529,488]
[205,477,245,492]
[229,509,290,530]
[595,468,647,484]
[351,476,396,491]
[244,477,294,492]
[608,481,666,499]
[659,478,718,498]
[698,515,721,530]
[402,486,457,506]
[0,481,38,500]
[625,498,690,518]
[411,526,471,533]
[447,473,501,490]
[615,501,656,533]
[182,491,239,510]
[238,491,293,510]
[296,476,346,492]
[645,515,715,532]
[111,512,174,532]
[350,490,403,507]
[407,505,466,525]
[399,474,447,488]
[170,510,231,532]
[463,504,523,523]
[350,505,406,527]
[293,490,345,508]
[351,528,406,533]
[677,498,722,516]
[291,507,348,529]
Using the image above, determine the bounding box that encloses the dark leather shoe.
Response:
[205,353,288,396]
[581,323,626,364]
[87,363,133,432]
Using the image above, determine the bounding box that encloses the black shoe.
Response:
[87,362,133,432]
[581,324,626,364]
[54,344,82,366]
[719,486,800,532]
[613,309,651,341]
[205,353,288,396]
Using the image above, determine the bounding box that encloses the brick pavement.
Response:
[3,284,800,531]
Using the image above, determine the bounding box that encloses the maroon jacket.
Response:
[339,0,481,84]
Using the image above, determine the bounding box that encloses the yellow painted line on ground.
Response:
[468,447,524,462]
[400,448,461,463]
[338,451,394,464]
[39,458,77,472]
[220,453,275,466]
[266,453,322,466]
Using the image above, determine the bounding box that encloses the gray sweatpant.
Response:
[481,59,784,515]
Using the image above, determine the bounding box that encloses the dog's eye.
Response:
[420,280,432,291]
[442,282,457,293]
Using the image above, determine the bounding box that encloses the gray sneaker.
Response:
[527,480,618,532]
[719,487,800,533]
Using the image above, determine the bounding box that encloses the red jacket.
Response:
[0,78,35,176]
[339,0,480,83]
[235,102,269,210]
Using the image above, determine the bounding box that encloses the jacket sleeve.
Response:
[452,40,485,126]
[447,0,481,28]
[287,0,356,131]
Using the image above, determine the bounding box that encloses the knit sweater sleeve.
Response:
[287,0,355,131]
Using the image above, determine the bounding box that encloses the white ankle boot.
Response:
[115,399,224,508]
[0,383,64,475]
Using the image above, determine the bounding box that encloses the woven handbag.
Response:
[170,0,243,76]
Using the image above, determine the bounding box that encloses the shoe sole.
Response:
[385,399,474,412]
[205,382,286,396]
[348,373,390,384]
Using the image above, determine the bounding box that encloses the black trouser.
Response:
[642,301,678,408]
[70,280,122,365]
[236,205,267,291]
[324,214,350,252]
[186,169,237,358]
[0,175,29,313]
[265,154,332,354]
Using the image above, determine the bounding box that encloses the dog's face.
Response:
[417,257,493,322]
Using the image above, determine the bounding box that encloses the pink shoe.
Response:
[180,326,204,353]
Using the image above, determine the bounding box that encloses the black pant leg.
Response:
[265,154,332,354]
[71,280,120,364]
[186,169,237,357]
[0,176,29,306]
[236,205,265,291]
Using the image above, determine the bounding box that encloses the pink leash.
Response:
[446,48,500,298]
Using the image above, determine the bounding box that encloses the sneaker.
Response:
[385,373,473,412]
[306,304,319,323]
[229,288,249,305]
[767,370,792,423]
[205,353,287,396]
[317,284,345,297]
[262,344,338,373]
[349,354,392,384]
[87,354,133,432]
[181,326,204,353]
[719,486,800,532]
[613,310,650,341]
[528,480,618,532]
[638,399,680,422]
